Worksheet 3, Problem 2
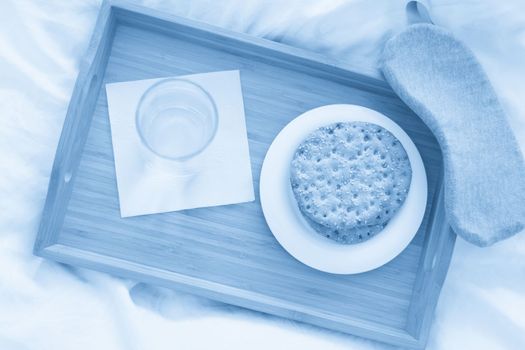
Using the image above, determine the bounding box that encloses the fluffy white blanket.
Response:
[1,1,524,349]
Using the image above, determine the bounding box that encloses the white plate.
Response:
[260,104,427,274]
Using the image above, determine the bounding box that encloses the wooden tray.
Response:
[34,1,456,348]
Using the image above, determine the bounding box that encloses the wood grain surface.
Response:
[34,1,456,348]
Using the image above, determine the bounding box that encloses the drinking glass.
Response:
[136,78,218,163]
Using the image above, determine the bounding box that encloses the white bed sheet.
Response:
[1,1,524,349]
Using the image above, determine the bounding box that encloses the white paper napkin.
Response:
[106,71,254,217]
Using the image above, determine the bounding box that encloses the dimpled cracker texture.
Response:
[290,122,412,244]
[381,24,525,247]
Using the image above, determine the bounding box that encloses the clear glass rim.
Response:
[135,78,219,161]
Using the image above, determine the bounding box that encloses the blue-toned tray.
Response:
[34,1,455,348]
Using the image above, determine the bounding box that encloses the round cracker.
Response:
[290,121,412,244]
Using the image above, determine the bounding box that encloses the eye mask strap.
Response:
[406,0,433,25]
